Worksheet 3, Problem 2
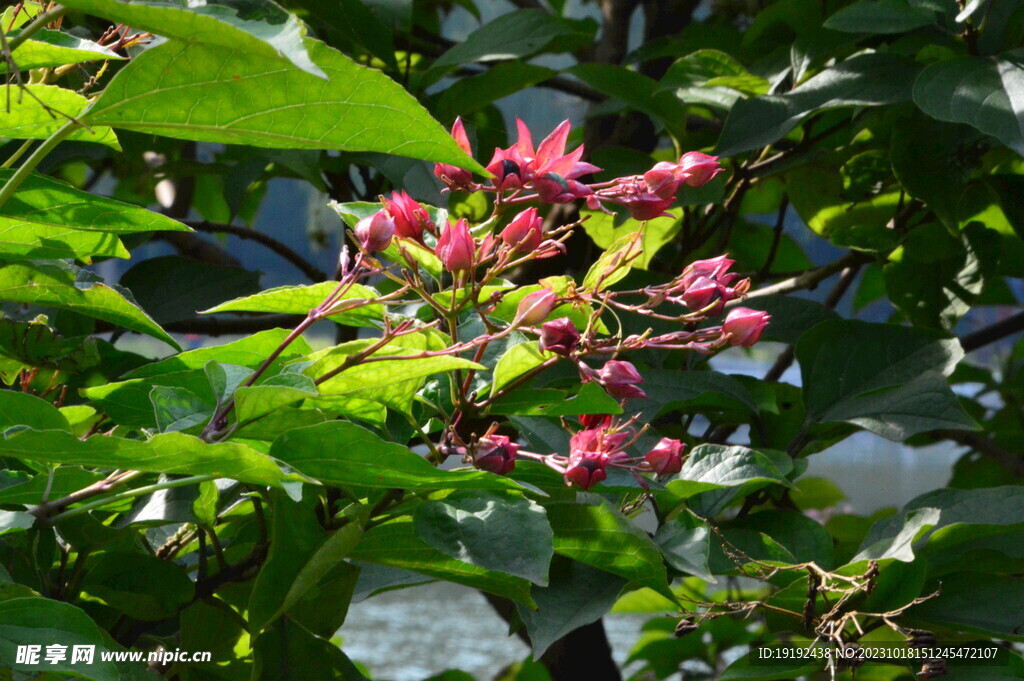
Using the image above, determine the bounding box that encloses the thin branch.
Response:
[6,4,67,53]
[739,252,869,302]
[960,311,1024,352]
[184,220,327,282]
[931,429,1024,476]
[160,313,305,335]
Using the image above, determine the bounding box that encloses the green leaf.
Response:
[85,39,483,171]
[270,421,522,492]
[0,219,127,262]
[434,63,556,124]
[738,296,840,345]
[0,261,178,349]
[913,52,1024,155]
[120,256,262,325]
[580,209,683,270]
[718,655,819,681]
[431,10,596,69]
[59,0,325,77]
[235,373,319,423]
[2,29,123,71]
[795,320,977,440]
[0,598,122,681]
[545,496,670,594]
[0,390,70,433]
[489,381,623,417]
[824,0,936,33]
[3,429,289,487]
[490,342,552,396]
[253,617,368,681]
[125,328,311,379]
[569,64,690,141]
[716,53,919,157]
[80,551,194,620]
[515,558,626,658]
[662,49,767,110]
[582,231,645,292]
[0,84,119,148]
[84,369,217,428]
[855,486,1024,562]
[0,317,99,373]
[667,444,791,498]
[911,573,1024,640]
[204,281,384,328]
[350,517,535,605]
[0,511,34,536]
[655,514,714,581]
[413,490,553,585]
[0,466,102,505]
[0,169,189,233]
[150,386,213,433]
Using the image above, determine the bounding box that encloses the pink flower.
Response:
[642,161,684,200]
[678,255,737,290]
[514,288,558,326]
[723,307,770,346]
[563,453,608,490]
[354,211,395,252]
[645,438,685,476]
[472,434,519,475]
[623,192,675,220]
[596,360,647,400]
[501,207,543,252]
[433,117,475,190]
[678,151,723,187]
[384,191,434,241]
[539,317,580,356]
[578,414,612,430]
[487,119,600,193]
[437,218,476,271]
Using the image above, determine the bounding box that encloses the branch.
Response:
[162,313,305,336]
[931,429,1023,476]
[740,252,870,302]
[184,220,327,282]
[960,311,1024,352]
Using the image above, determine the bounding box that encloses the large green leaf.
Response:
[0,317,99,373]
[490,341,551,396]
[3,29,123,71]
[0,390,71,433]
[570,64,690,141]
[0,261,178,349]
[824,0,936,33]
[716,53,918,156]
[85,39,483,171]
[253,618,368,681]
[0,84,119,148]
[124,328,312,379]
[431,9,596,69]
[911,573,1024,640]
[434,62,556,123]
[269,421,522,492]
[0,598,122,681]
[913,51,1024,155]
[661,49,767,111]
[59,0,324,77]
[545,496,670,595]
[667,444,792,498]
[580,208,683,270]
[795,320,977,440]
[855,486,1024,562]
[515,558,626,658]
[413,490,553,585]
[80,551,194,620]
[350,517,535,605]
[0,169,189,233]
[203,281,384,328]
[0,219,127,261]
[2,429,289,487]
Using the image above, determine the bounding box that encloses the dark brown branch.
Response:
[740,252,870,302]
[960,311,1024,352]
[184,220,328,282]
[930,429,1023,476]
[162,313,305,336]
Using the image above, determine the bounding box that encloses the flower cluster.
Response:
[339,118,769,492]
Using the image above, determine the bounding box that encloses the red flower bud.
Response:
[678,151,723,187]
[472,434,519,475]
[645,437,685,476]
[514,288,557,326]
[385,190,434,241]
[501,207,543,252]
[723,307,770,347]
[624,192,675,221]
[643,161,683,200]
[679,255,736,290]
[596,360,647,400]
[539,317,580,356]
[578,414,612,430]
[354,211,395,252]
[563,455,608,490]
[437,218,476,271]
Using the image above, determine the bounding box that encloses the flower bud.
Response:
[680,276,722,313]
[645,437,685,477]
[678,151,723,187]
[596,360,647,400]
[436,218,476,271]
[539,317,580,356]
[384,191,434,241]
[624,192,675,221]
[643,161,683,199]
[723,307,770,347]
[472,434,519,475]
[501,207,543,252]
[563,455,608,490]
[514,288,557,326]
[578,414,612,430]
[354,211,395,252]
